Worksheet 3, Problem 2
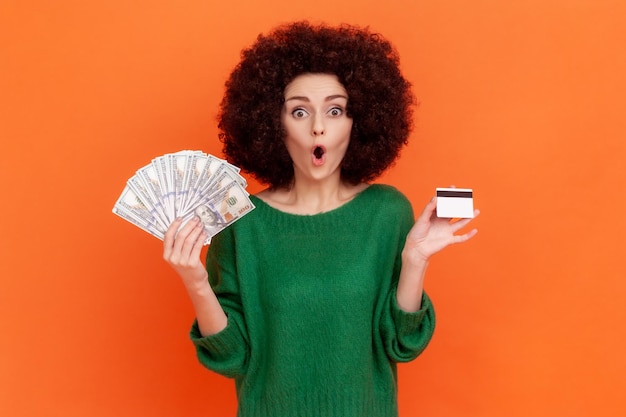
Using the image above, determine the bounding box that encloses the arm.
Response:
[396,196,480,312]
[164,216,249,377]
[378,191,436,362]
[163,216,227,335]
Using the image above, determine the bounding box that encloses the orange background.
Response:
[1,1,625,416]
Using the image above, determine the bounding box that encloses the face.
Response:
[281,73,353,184]
[195,205,217,226]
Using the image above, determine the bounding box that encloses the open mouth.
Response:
[312,145,326,166]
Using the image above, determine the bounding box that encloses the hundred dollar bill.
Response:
[112,185,166,239]
[186,167,239,213]
[181,179,255,245]
[151,154,174,222]
[225,164,247,189]
[126,174,169,230]
[199,162,248,198]
[134,163,168,223]
[182,154,225,214]
[207,169,241,193]
[179,152,210,213]
[169,151,196,218]
[114,150,253,244]
[112,206,165,241]
[221,157,241,174]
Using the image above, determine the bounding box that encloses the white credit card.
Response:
[436,188,474,218]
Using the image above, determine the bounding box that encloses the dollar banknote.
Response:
[112,185,167,239]
[113,150,254,244]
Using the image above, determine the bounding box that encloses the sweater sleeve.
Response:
[380,288,436,362]
[189,226,250,378]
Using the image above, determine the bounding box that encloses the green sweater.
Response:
[190,184,436,417]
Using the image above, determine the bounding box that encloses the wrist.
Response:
[402,245,430,267]
[180,270,211,292]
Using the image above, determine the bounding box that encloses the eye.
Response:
[328,107,343,117]
[291,108,308,118]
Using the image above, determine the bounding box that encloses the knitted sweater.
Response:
[190,184,436,417]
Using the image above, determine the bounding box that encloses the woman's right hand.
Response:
[163,217,209,288]
[163,217,228,335]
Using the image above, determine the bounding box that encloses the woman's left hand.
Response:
[403,195,480,264]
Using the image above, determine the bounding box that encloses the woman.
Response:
[163,21,479,417]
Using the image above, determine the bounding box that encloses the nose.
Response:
[312,114,325,136]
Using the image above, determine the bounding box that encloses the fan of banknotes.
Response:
[113,150,255,245]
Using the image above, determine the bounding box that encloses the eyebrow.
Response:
[284,94,348,102]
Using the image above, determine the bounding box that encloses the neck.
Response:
[260,172,367,215]
[288,177,346,214]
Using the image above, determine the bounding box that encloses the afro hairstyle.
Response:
[218,21,416,188]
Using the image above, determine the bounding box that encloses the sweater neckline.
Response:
[250,184,377,219]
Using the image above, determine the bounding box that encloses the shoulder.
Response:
[353,184,415,237]
[351,184,414,229]
[363,184,413,210]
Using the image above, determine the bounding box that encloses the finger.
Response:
[178,220,205,260]
[418,196,438,221]
[164,217,183,243]
[449,209,480,232]
[163,217,184,258]
[166,217,200,262]
[450,219,473,234]
[189,231,208,260]
[172,217,202,255]
[454,228,478,243]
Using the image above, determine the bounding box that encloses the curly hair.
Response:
[218,21,415,188]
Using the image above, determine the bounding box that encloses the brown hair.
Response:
[218,21,415,188]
